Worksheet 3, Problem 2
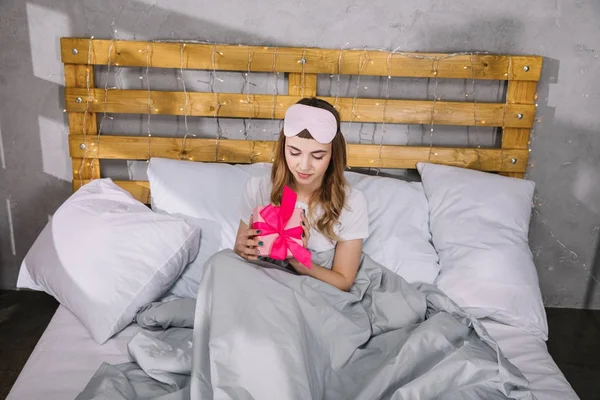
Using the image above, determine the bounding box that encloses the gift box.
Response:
[252,186,312,268]
[252,206,303,258]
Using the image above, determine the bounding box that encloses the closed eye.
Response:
[287,145,327,159]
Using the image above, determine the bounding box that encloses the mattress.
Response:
[7,306,139,400]
[482,320,579,400]
[7,306,579,400]
[480,318,579,400]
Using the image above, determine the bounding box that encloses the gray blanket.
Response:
[78,249,536,400]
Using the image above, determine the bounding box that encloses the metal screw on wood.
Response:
[76,97,83,103]
[523,66,530,72]
[299,58,306,64]
[511,158,517,164]
[80,143,87,150]
[517,113,523,119]
[72,48,79,55]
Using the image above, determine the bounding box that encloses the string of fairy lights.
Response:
[70,38,518,176]
[66,33,595,285]
[75,39,507,179]
[178,43,195,159]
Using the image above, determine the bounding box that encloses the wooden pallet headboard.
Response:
[60,37,542,204]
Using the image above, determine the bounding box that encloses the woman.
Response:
[233,97,368,291]
[194,99,527,400]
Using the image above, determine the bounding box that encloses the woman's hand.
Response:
[288,210,311,274]
[234,215,262,261]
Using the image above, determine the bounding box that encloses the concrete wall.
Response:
[1,0,598,307]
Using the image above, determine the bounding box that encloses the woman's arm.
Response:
[288,239,363,291]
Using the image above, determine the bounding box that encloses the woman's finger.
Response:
[301,228,309,247]
[302,219,309,236]
[299,212,309,247]
[246,238,262,248]
[244,246,260,255]
[244,246,260,260]
[247,227,261,238]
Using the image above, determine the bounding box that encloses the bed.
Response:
[8,37,579,399]
[7,306,577,400]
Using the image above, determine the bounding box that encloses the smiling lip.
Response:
[297,172,312,180]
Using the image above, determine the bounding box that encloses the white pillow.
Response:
[148,158,439,299]
[416,162,548,339]
[345,172,440,284]
[16,179,200,344]
[147,158,271,298]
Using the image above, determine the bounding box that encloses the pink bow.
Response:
[252,186,312,269]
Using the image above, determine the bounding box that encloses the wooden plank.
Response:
[509,61,543,82]
[64,64,99,191]
[501,170,525,179]
[502,128,530,149]
[506,80,538,104]
[501,80,539,178]
[288,73,317,97]
[60,38,542,81]
[69,135,528,173]
[65,89,536,128]
[118,181,150,204]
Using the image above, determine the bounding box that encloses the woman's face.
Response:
[284,135,332,190]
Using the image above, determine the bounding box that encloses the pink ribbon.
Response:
[252,186,312,269]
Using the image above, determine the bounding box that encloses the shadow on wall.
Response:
[415,15,597,308]
[527,118,600,308]
[409,16,526,54]
[414,14,560,119]
[1,0,277,288]
[419,15,600,309]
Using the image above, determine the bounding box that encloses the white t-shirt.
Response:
[239,174,369,252]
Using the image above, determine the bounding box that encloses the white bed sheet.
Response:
[7,305,139,400]
[481,318,579,400]
[8,306,579,400]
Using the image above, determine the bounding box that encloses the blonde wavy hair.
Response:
[270,98,347,242]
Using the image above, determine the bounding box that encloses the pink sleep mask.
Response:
[283,104,337,144]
